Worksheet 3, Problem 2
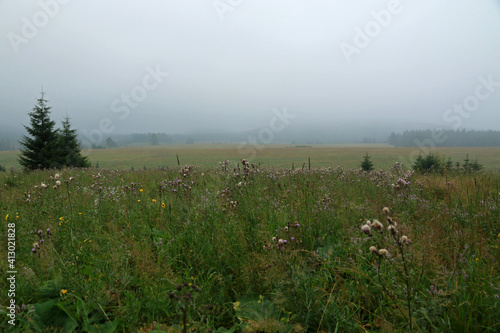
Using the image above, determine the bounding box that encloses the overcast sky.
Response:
[1,0,500,138]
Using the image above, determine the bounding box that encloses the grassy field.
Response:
[0,163,499,331]
[1,144,500,171]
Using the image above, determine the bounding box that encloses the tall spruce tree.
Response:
[18,91,60,169]
[57,116,90,168]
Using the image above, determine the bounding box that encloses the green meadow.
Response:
[1,159,499,331]
[1,144,500,170]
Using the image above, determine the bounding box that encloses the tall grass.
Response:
[0,163,499,332]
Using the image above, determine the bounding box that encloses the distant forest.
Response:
[3,128,500,152]
[0,138,15,151]
[388,129,500,147]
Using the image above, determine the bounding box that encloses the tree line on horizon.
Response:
[0,138,16,151]
[388,129,500,147]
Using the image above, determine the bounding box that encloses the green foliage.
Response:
[413,153,484,174]
[1,166,499,331]
[444,157,454,172]
[31,294,118,332]
[0,164,5,172]
[462,154,483,173]
[58,116,90,168]
[413,152,442,173]
[360,153,374,171]
[233,296,299,332]
[18,92,89,170]
[18,91,60,170]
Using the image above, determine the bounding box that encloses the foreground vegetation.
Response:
[1,163,499,332]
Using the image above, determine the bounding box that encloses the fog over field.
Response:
[1,1,500,144]
[2,4,500,330]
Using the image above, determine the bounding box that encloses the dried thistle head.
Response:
[383,207,390,215]
[388,225,397,235]
[361,224,371,236]
[372,219,383,231]
[378,249,389,256]
[401,235,408,244]
[369,246,378,254]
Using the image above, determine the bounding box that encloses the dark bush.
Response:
[413,153,442,173]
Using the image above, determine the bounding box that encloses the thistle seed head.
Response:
[372,219,383,231]
[361,224,371,235]
[378,249,389,256]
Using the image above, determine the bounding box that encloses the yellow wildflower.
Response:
[5,214,8,220]
[60,289,67,295]
[152,199,157,203]
[161,203,166,208]
[140,189,143,192]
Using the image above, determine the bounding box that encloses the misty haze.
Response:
[1,1,500,331]
[1,1,500,151]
